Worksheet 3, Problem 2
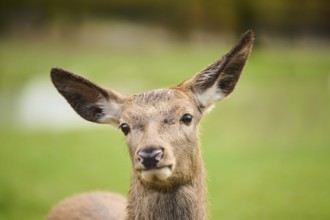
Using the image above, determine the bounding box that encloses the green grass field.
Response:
[0,36,330,220]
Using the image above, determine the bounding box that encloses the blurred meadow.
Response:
[1,1,330,220]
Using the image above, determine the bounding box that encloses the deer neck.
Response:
[126,163,206,220]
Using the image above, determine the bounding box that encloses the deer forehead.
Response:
[121,89,198,124]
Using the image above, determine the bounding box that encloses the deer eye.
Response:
[119,123,130,135]
[180,113,193,126]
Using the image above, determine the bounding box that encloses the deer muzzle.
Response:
[135,146,174,182]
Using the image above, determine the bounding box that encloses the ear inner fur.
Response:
[51,68,124,124]
[181,30,254,109]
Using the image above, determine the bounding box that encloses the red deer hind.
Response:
[46,30,254,220]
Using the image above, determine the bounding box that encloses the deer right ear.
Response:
[51,68,125,126]
[181,30,254,110]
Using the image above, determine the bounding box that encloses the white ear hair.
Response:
[195,83,226,109]
[95,97,123,125]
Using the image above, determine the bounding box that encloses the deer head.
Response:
[51,30,254,192]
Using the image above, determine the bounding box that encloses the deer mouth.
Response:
[139,165,173,182]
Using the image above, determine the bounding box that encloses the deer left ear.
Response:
[51,68,125,126]
[182,30,254,110]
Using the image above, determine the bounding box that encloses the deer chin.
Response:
[140,167,172,182]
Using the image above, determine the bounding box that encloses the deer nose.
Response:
[137,147,163,169]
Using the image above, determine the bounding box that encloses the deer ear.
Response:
[183,30,254,110]
[51,68,125,126]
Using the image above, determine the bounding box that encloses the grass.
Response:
[0,35,330,220]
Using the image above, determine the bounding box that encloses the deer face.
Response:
[51,30,254,190]
[119,88,202,188]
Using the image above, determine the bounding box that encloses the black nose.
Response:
[137,147,163,169]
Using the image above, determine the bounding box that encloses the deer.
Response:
[45,30,254,220]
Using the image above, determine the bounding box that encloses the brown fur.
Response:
[46,192,127,220]
[46,30,254,220]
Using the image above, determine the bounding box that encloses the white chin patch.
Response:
[141,167,172,182]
